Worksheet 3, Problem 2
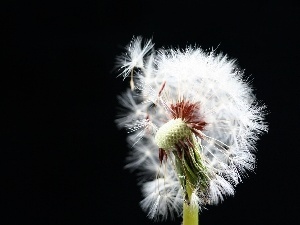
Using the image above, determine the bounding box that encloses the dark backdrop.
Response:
[2,1,298,225]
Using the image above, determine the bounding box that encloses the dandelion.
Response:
[115,36,268,224]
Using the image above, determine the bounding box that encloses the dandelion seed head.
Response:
[115,36,268,220]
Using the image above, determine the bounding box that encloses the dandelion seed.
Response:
[115,36,154,90]
[115,36,268,223]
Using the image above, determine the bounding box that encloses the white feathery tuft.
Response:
[140,160,183,220]
[116,36,154,79]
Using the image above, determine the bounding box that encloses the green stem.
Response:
[183,183,199,225]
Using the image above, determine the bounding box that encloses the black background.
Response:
[1,0,299,224]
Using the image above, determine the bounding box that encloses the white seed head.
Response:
[155,118,192,149]
[115,36,268,221]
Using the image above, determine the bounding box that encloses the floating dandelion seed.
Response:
[115,36,268,222]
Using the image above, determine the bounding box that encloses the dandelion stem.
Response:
[183,183,198,225]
